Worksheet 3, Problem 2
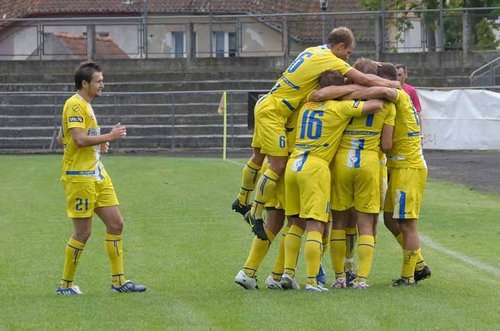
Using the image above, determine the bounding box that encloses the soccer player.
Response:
[232,26,400,241]
[56,62,146,295]
[281,70,384,292]
[329,58,396,289]
[396,64,423,131]
[378,63,431,286]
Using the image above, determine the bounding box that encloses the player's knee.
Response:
[107,219,124,234]
[269,160,287,175]
[73,230,91,243]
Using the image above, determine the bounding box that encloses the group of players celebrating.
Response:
[232,26,431,292]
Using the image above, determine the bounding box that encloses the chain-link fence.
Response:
[0,91,253,155]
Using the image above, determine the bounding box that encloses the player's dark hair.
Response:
[353,57,378,75]
[377,62,397,81]
[327,26,354,48]
[75,62,102,90]
[319,70,345,88]
[395,63,407,72]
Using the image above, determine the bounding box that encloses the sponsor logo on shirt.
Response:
[69,116,83,123]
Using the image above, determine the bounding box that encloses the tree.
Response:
[359,0,500,51]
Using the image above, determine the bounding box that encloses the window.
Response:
[212,31,237,57]
[171,31,185,58]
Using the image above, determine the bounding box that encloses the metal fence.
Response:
[1,7,499,61]
[0,91,253,154]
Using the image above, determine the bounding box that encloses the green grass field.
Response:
[0,155,499,330]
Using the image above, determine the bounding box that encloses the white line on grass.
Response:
[420,234,500,277]
[223,159,246,166]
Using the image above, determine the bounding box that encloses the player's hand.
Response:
[100,141,110,153]
[110,122,127,140]
[392,80,402,89]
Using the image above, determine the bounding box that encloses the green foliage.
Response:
[474,18,499,50]
[0,155,500,330]
[360,0,500,51]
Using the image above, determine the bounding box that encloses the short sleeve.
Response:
[66,101,86,129]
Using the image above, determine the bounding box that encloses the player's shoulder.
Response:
[65,94,87,112]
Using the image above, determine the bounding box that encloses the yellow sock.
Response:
[395,233,404,248]
[401,249,418,281]
[415,248,427,271]
[284,224,304,278]
[330,229,346,278]
[271,225,289,281]
[243,229,275,277]
[305,231,323,286]
[251,169,279,220]
[345,226,357,270]
[105,233,126,287]
[237,160,261,205]
[60,237,85,288]
[357,235,375,280]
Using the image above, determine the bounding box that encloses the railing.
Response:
[0,7,499,61]
[470,57,500,87]
[0,91,252,154]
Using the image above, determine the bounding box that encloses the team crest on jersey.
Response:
[69,116,83,122]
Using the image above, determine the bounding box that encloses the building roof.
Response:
[52,32,129,59]
[0,0,372,43]
[0,0,364,18]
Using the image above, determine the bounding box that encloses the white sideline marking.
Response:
[420,234,500,277]
[224,159,246,166]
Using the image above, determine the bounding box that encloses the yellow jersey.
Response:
[270,45,353,119]
[60,94,108,182]
[339,101,396,153]
[387,89,426,169]
[289,99,364,166]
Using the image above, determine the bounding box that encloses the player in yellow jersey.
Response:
[377,63,431,287]
[329,59,396,289]
[56,62,146,295]
[232,27,401,241]
[281,70,384,292]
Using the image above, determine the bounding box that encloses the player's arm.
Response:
[69,122,126,148]
[345,69,401,89]
[308,84,358,102]
[342,86,397,102]
[360,99,384,115]
[380,124,394,154]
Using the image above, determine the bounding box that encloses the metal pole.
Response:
[209,0,213,57]
[143,0,148,59]
[438,0,445,51]
[381,0,385,53]
[87,24,95,61]
[462,10,469,59]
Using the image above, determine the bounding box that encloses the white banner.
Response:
[418,89,500,150]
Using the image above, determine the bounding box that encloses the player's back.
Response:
[388,89,425,169]
[270,45,352,118]
[290,99,364,164]
[339,101,396,153]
